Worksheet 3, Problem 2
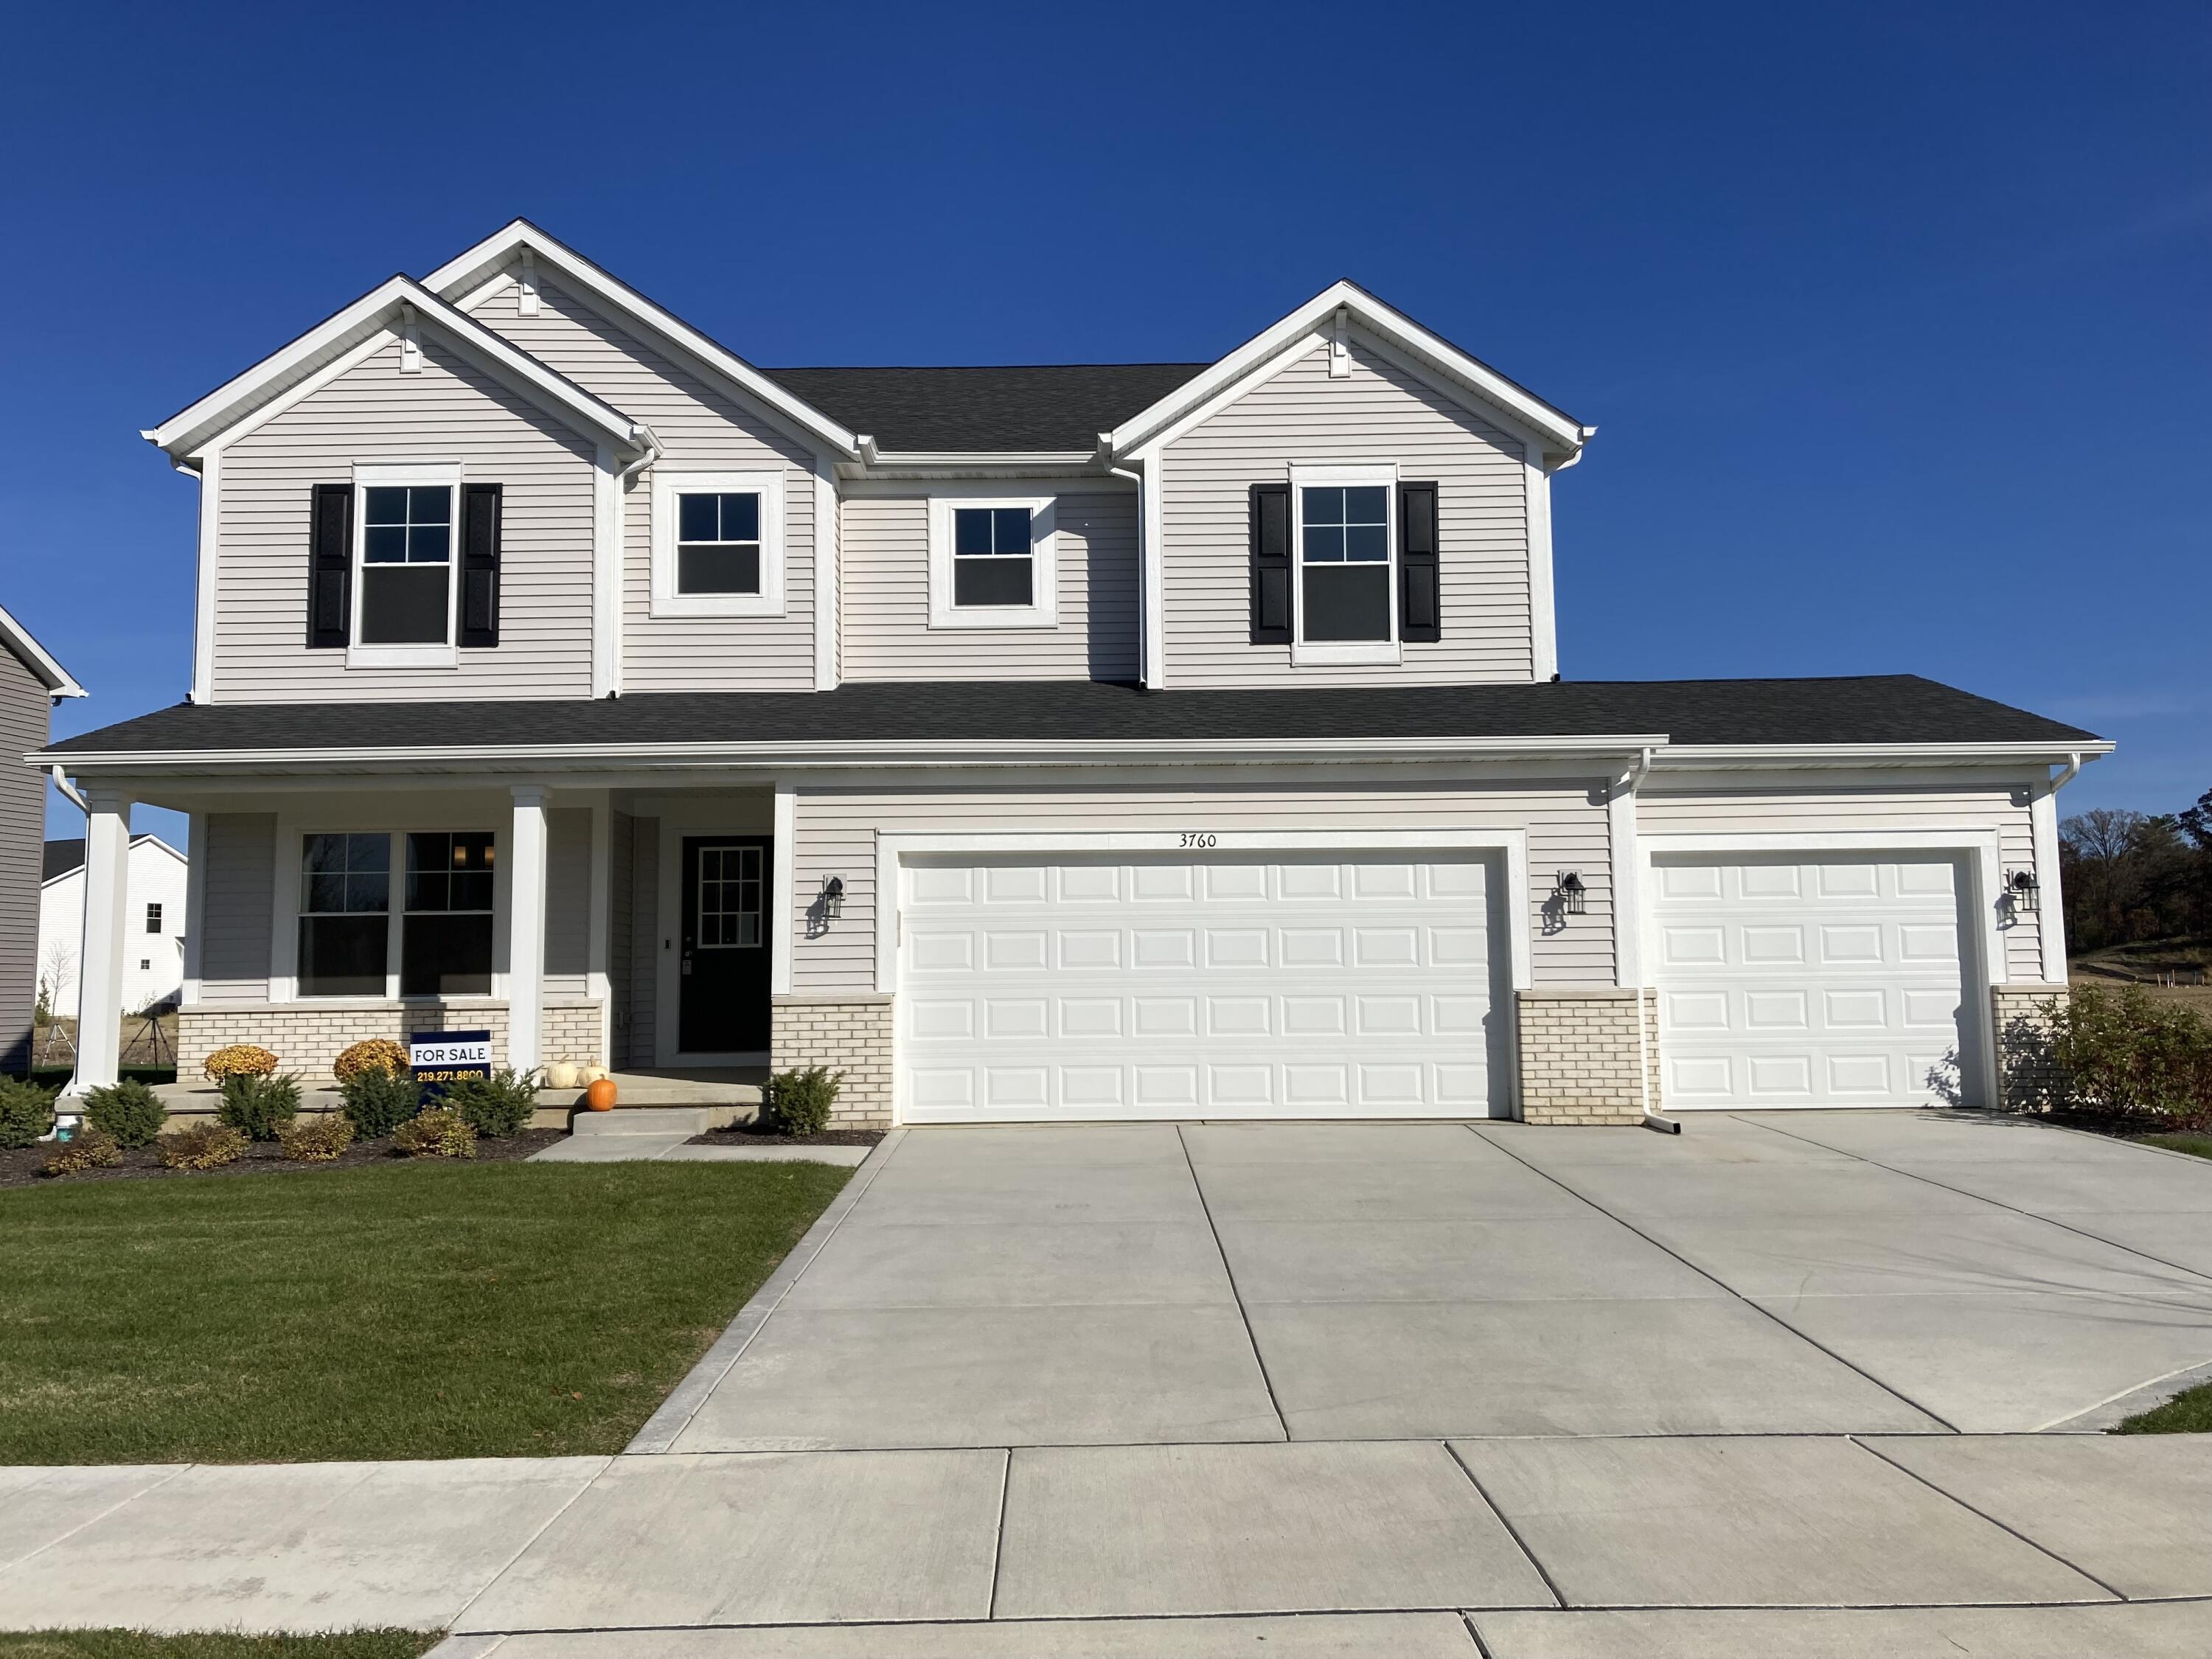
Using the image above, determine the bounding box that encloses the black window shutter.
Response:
[1399,481,1440,643]
[461,483,503,648]
[307,483,352,650]
[1249,482,1292,644]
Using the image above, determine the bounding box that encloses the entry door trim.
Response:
[1641,829,2006,1110]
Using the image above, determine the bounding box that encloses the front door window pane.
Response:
[697,845,762,948]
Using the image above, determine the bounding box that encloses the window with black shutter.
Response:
[460,482,502,648]
[1398,481,1439,643]
[1249,482,1291,643]
[307,483,352,649]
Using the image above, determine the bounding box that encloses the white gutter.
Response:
[617,422,664,482]
[1654,740,2116,771]
[49,764,88,813]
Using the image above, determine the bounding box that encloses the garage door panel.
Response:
[1653,855,1977,1111]
[899,852,1505,1123]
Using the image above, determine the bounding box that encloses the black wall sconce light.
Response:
[2006,869,2039,914]
[1553,871,1587,915]
[820,876,845,921]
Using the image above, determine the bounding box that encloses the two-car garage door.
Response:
[1651,854,1980,1110]
[897,852,1510,1123]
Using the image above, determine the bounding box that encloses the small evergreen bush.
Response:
[43,1125,123,1175]
[392,1106,476,1159]
[441,1068,538,1138]
[218,1071,302,1141]
[762,1065,842,1137]
[160,1121,250,1169]
[341,1066,421,1138]
[333,1037,409,1083]
[83,1078,168,1147]
[279,1113,355,1162]
[0,1077,58,1149]
[202,1043,279,1082]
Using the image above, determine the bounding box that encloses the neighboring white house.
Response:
[38,834,188,1020]
[40,220,2111,1119]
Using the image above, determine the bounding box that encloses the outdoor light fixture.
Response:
[1554,871,1587,915]
[821,876,845,920]
[2007,869,2040,914]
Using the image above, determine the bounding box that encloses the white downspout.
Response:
[1107,459,1150,688]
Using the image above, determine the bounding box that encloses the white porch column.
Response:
[507,785,551,1073]
[66,788,134,1096]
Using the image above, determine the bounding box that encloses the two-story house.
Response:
[40,222,2108,1124]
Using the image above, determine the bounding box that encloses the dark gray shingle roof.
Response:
[43,839,86,880]
[46,677,2099,757]
[762,364,1208,453]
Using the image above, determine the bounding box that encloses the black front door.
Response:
[679,836,772,1054]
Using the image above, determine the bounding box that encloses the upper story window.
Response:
[652,471,786,618]
[1252,467,1440,666]
[927,494,1057,629]
[145,902,163,935]
[361,484,454,647]
[309,465,499,670]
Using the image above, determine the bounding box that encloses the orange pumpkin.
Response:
[584,1077,619,1111]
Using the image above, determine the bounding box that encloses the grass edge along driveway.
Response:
[0,1634,438,1659]
[0,1161,850,1464]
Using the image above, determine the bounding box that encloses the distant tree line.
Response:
[2060,785,2212,955]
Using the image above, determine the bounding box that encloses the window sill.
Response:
[348,644,458,670]
[648,594,787,620]
[926,607,1060,631]
[1292,641,1402,667]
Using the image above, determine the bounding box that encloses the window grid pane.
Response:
[698,845,762,949]
[675,493,764,595]
[1300,485,1390,563]
[951,507,1035,608]
[301,834,389,914]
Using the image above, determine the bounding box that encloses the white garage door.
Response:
[1651,854,1979,1110]
[897,852,1508,1123]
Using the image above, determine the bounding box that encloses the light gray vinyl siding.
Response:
[1638,785,2045,981]
[470,276,818,692]
[608,811,636,1064]
[1159,330,1534,687]
[0,647,46,1069]
[198,813,276,1002]
[789,778,1614,998]
[544,807,591,990]
[623,815,659,1066]
[840,490,1139,681]
[212,336,598,703]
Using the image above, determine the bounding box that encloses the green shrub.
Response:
[392,1107,476,1159]
[2048,984,2212,1129]
[83,1077,168,1147]
[341,1065,422,1138]
[762,1065,842,1137]
[43,1125,123,1175]
[279,1113,356,1162]
[218,1071,302,1141]
[440,1068,538,1138]
[160,1121,250,1169]
[0,1077,58,1149]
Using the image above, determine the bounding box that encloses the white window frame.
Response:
[928,492,1058,630]
[652,470,787,618]
[275,821,507,1005]
[349,463,462,670]
[1289,462,1399,667]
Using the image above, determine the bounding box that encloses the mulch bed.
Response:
[0,1127,564,1190]
[688,1124,885,1148]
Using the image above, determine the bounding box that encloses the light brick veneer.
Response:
[1990,983,2067,1113]
[1516,987,1660,1126]
[772,995,894,1127]
[177,1001,602,1081]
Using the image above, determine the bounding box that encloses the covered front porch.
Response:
[63,776,817,1103]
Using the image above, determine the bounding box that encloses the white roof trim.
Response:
[1109,279,1591,459]
[0,603,86,697]
[424,220,860,460]
[143,275,647,462]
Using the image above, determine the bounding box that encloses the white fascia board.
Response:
[845,451,1105,479]
[0,602,86,698]
[146,276,644,462]
[424,220,859,461]
[38,732,1673,778]
[1108,279,1588,459]
[1654,741,2114,771]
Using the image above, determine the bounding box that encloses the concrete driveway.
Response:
[654,1111,2212,1447]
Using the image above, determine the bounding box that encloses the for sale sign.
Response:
[410,1029,492,1098]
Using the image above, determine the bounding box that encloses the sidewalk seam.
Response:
[442,1455,615,1635]
[624,1128,908,1454]
[0,1462,197,1573]
[1444,1440,1568,1610]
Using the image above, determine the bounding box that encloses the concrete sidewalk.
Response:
[4,1435,2211,1647]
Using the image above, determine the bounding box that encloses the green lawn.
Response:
[2141,1131,2212,1162]
[0,1161,849,1464]
[2115,1380,2212,1434]
[0,1637,434,1659]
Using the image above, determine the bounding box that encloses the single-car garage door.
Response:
[897,852,1509,1122]
[1651,853,1980,1110]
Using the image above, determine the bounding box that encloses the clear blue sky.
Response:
[6,1,2205,852]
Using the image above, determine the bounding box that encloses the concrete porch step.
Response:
[569,1106,741,1137]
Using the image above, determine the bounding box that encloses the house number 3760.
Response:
[1178,832,1218,849]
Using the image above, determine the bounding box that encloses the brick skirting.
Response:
[1990,982,2068,1113]
[772,996,894,1127]
[177,1001,603,1082]
[1517,987,1660,1126]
